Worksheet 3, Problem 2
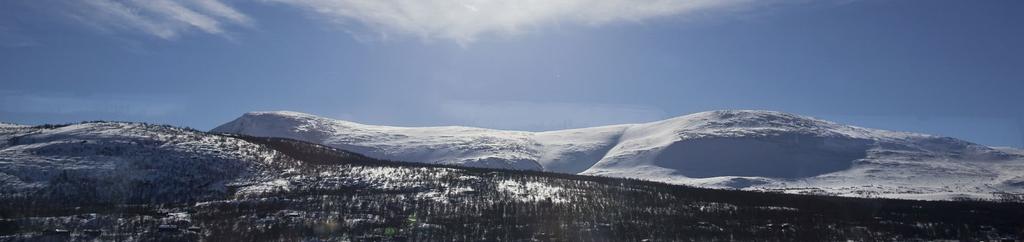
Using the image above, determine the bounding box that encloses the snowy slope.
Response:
[578,111,1024,200]
[210,111,545,170]
[0,122,284,204]
[0,122,27,129]
[213,110,1024,200]
[0,121,596,209]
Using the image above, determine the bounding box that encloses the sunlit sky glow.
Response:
[1,0,1022,147]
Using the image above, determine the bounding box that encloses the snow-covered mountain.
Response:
[6,128,1022,241]
[0,122,286,204]
[213,110,1024,200]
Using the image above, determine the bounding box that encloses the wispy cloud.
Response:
[59,0,253,40]
[22,0,787,43]
[268,0,758,43]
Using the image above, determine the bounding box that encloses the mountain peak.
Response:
[681,110,828,125]
[242,110,322,119]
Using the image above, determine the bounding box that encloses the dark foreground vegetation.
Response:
[2,135,1023,241]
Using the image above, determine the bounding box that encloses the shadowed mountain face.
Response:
[655,134,872,179]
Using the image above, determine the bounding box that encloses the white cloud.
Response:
[192,0,253,26]
[268,0,758,43]
[62,0,254,40]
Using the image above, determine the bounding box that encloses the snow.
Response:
[495,179,568,203]
[533,125,628,173]
[213,111,544,170]
[214,110,1024,200]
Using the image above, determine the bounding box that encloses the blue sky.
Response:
[1,0,1022,147]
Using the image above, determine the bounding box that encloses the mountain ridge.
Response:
[5,121,1024,240]
[213,110,1024,200]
